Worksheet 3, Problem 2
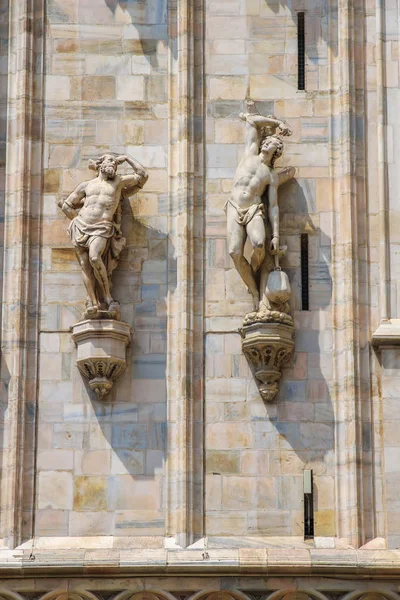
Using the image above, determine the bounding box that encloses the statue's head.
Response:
[89,154,118,179]
[260,135,283,166]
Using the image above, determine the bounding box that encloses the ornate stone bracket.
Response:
[240,320,294,401]
[71,319,131,399]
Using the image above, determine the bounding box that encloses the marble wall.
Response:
[36,0,169,538]
[203,0,335,537]
[0,0,399,563]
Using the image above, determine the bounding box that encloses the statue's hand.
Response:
[278,122,291,136]
[239,112,247,121]
[116,154,128,165]
[270,236,280,254]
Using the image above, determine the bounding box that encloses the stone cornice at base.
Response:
[1,547,400,578]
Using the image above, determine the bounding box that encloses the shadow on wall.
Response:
[265,178,334,464]
[78,201,176,528]
[261,0,338,58]
[103,0,172,64]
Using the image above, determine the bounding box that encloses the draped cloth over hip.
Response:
[68,216,126,281]
[224,198,265,226]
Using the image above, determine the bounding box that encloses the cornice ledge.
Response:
[372,319,400,347]
[0,548,400,578]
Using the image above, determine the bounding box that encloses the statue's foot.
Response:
[85,303,98,319]
[108,301,120,320]
[252,294,260,312]
[247,288,260,312]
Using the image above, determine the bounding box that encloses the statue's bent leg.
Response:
[227,203,260,310]
[88,236,114,307]
[246,214,266,273]
[75,247,98,311]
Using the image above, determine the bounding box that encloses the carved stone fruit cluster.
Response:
[77,357,127,399]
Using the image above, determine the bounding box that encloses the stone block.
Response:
[108,476,160,510]
[74,450,111,476]
[43,169,61,193]
[111,423,147,450]
[209,76,248,100]
[206,422,252,449]
[111,450,145,475]
[73,476,108,511]
[39,353,62,381]
[207,16,248,39]
[116,75,145,101]
[69,511,114,536]
[206,451,240,474]
[82,76,115,100]
[37,449,74,471]
[35,509,69,536]
[45,75,70,101]
[115,510,164,535]
[247,510,291,535]
[206,513,247,536]
[38,471,73,510]
[206,378,247,402]
[222,476,257,509]
[314,509,336,536]
[85,54,131,75]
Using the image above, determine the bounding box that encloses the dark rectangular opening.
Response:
[297,12,305,91]
[304,470,314,539]
[300,233,309,310]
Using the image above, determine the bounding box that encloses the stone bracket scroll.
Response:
[71,319,131,399]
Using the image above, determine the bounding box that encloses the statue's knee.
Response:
[229,248,242,263]
[253,239,265,251]
[89,254,101,268]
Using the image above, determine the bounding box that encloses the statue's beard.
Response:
[100,165,116,179]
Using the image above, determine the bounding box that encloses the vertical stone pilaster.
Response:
[0,0,44,548]
[330,0,371,546]
[166,0,205,547]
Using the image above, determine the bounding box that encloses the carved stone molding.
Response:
[240,321,295,401]
[71,319,131,399]
[0,588,399,600]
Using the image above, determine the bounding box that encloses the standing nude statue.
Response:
[226,100,295,312]
[58,153,148,319]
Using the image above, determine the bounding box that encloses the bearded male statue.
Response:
[58,153,148,320]
[226,99,295,316]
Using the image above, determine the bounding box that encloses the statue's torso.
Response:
[79,177,121,224]
[231,154,272,209]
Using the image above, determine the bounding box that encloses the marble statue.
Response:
[58,153,148,320]
[226,99,295,317]
[234,100,296,402]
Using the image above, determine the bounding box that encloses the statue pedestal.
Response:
[240,320,294,402]
[71,319,131,399]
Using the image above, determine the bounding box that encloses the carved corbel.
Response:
[71,320,131,399]
[240,320,294,401]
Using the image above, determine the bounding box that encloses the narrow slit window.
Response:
[304,470,314,539]
[297,12,305,90]
[301,233,309,310]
